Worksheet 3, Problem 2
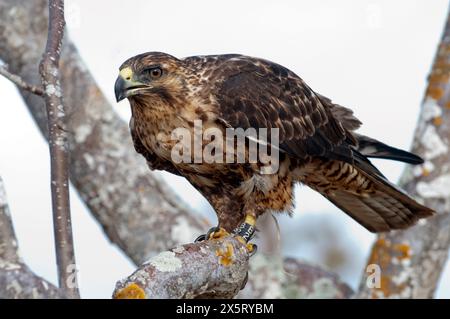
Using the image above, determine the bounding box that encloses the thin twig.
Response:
[0,65,44,96]
[39,0,79,299]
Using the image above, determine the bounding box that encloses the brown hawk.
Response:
[114,52,433,249]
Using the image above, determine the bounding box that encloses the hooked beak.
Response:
[114,67,147,102]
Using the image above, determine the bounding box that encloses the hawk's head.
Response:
[114,52,188,103]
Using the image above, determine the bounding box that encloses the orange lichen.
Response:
[393,243,412,261]
[433,60,450,72]
[426,86,444,100]
[422,167,430,177]
[426,42,450,101]
[429,43,450,93]
[445,101,450,109]
[372,275,392,299]
[216,243,234,266]
[429,73,449,84]
[433,116,443,126]
[114,283,146,299]
[367,238,391,297]
[367,237,412,298]
[367,237,391,269]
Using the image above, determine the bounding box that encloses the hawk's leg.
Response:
[232,213,257,256]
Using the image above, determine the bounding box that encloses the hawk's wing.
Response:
[213,57,357,163]
[210,56,433,232]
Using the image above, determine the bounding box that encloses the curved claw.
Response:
[206,226,222,239]
[194,234,207,243]
[247,243,258,257]
[195,226,226,243]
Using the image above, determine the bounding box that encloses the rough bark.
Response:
[0,64,43,95]
[0,177,65,299]
[113,240,353,299]
[239,255,353,299]
[0,179,18,263]
[113,237,249,299]
[0,0,207,265]
[358,8,450,298]
[39,0,79,298]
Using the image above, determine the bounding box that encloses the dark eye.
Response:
[144,67,163,79]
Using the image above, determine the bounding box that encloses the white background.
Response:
[0,0,448,298]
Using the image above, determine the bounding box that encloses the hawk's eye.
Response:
[143,67,163,79]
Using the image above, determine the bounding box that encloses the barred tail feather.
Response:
[303,158,434,233]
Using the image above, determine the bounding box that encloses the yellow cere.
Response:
[119,67,133,80]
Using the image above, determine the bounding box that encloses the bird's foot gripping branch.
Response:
[113,236,251,299]
[113,215,259,299]
[195,214,258,255]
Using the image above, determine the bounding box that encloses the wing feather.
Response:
[212,56,356,162]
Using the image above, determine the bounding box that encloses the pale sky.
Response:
[0,0,448,298]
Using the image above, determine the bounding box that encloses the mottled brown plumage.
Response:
[114,52,433,233]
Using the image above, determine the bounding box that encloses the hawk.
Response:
[114,52,433,250]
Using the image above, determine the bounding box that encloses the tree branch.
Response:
[239,255,353,299]
[0,0,207,265]
[357,7,450,298]
[0,178,19,262]
[0,64,44,96]
[0,177,65,299]
[39,0,79,299]
[113,238,353,299]
[113,237,249,299]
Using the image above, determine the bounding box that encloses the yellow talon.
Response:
[234,235,256,254]
[246,242,256,254]
[216,243,235,266]
[209,227,230,240]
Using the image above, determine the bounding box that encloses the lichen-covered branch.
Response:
[113,243,353,299]
[0,177,65,299]
[39,0,79,299]
[113,237,249,299]
[239,255,353,299]
[357,7,450,298]
[0,0,207,265]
